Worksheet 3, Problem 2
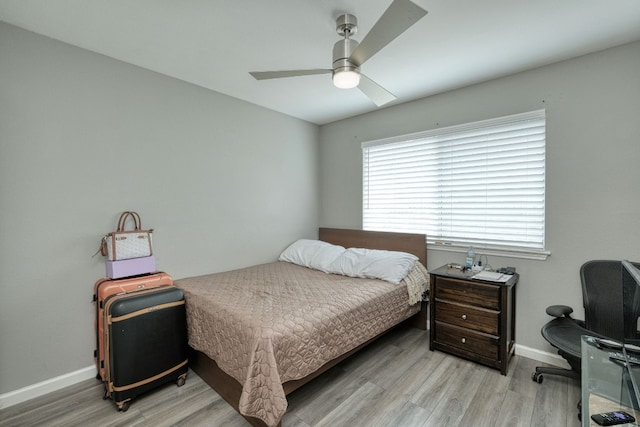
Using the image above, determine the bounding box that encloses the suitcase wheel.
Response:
[118,401,131,412]
[176,373,187,387]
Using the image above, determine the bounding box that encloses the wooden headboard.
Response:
[318,227,427,267]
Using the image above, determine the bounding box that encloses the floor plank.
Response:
[0,325,581,427]
[458,364,511,427]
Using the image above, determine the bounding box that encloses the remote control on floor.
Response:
[591,410,635,426]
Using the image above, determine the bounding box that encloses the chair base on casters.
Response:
[531,365,580,383]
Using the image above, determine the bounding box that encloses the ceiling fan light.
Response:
[333,69,361,89]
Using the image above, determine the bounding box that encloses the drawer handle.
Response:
[461,338,466,344]
[461,314,467,320]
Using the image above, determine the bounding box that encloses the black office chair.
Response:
[532,260,632,383]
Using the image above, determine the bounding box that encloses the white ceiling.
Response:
[2,0,640,125]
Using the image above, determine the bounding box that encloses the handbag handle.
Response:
[129,211,143,230]
[116,211,142,231]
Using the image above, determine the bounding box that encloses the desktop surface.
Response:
[582,336,640,426]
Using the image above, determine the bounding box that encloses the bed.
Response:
[174,228,428,427]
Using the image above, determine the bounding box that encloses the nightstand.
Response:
[429,265,518,375]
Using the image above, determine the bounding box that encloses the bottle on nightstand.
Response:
[465,246,475,269]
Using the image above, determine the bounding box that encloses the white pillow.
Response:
[278,239,346,273]
[327,247,418,284]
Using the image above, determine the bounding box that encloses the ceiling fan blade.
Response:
[358,74,396,107]
[349,0,427,66]
[249,69,331,80]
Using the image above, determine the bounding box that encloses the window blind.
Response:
[362,109,546,256]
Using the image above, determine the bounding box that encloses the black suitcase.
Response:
[102,286,189,411]
[94,272,174,382]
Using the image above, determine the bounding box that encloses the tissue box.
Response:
[106,256,156,279]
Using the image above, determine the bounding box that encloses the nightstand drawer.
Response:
[434,277,500,310]
[435,322,499,359]
[435,300,499,335]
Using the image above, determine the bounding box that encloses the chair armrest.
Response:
[546,305,574,318]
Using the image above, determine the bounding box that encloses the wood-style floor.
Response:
[0,325,581,427]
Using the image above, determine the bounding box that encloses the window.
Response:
[362,110,548,259]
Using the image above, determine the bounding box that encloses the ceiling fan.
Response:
[249,0,428,107]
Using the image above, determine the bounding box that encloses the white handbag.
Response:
[100,211,153,261]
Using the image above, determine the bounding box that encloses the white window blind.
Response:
[362,109,547,257]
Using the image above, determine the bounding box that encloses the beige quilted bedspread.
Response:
[175,261,427,426]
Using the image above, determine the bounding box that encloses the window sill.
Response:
[427,243,550,261]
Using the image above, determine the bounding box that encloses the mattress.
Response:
[175,261,427,426]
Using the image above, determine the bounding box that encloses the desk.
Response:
[581,336,640,426]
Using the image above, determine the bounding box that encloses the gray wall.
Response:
[0,23,319,394]
[3,17,640,396]
[319,41,640,353]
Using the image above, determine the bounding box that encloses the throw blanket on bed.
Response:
[175,261,428,426]
[405,261,430,305]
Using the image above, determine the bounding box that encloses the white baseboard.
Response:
[0,365,95,410]
[0,344,568,410]
[515,343,571,368]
